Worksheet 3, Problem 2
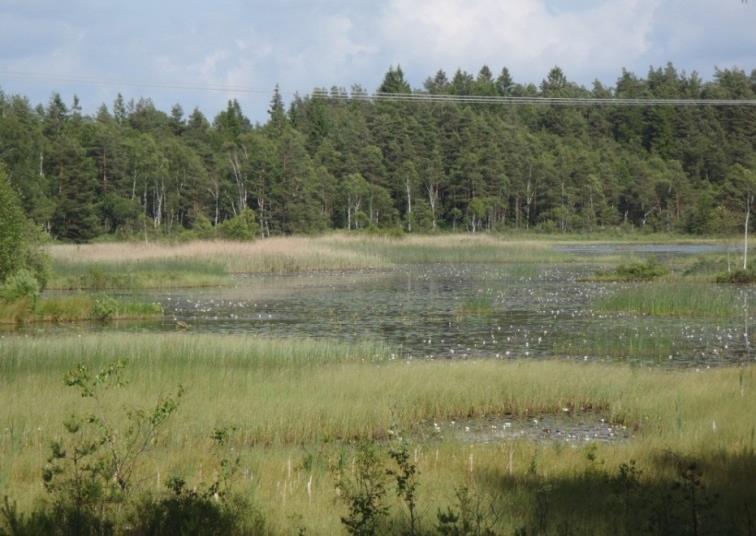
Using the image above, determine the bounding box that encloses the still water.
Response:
[13,244,756,367]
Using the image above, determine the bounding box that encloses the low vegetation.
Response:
[0,295,162,324]
[716,267,756,284]
[593,258,669,282]
[0,334,754,534]
[597,283,742,320]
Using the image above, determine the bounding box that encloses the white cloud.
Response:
[379,0,661,83]
[0,0,753,120]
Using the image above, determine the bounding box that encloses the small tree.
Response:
[334,444,389,535]
[218,208,259,240]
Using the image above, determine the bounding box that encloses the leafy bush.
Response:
[92,295,119,321]
[334,443,389,535]
[218,209,259,241]
[1,269,40,302]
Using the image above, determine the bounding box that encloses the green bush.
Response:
[218,209,259,241]
[92,295,119,321]
[1,269,40,302]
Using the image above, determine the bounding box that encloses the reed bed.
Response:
[1,334,754,533]
[597,283,743,319]
[46,234,573,281]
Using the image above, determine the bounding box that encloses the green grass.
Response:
[457,295,497,318]
[0,295,163,324]
[0,334,754,533]
[48,258,229,290]
[597,283,742,319]
[554,325,680,361]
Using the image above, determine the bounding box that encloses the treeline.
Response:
[0,63,754,242]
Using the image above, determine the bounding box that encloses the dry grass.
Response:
[47,234,571,276]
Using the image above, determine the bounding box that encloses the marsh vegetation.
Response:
[1,236,755,534]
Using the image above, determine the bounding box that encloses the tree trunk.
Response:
[406,179,412,233]
[744,197,751,271]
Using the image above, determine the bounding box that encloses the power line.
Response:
[2,69,755,107]
[311,89,756,107]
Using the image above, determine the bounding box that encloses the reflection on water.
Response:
[7,245,755,368]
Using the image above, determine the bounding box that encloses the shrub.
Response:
[334,443,389,535]
[92,295,119,321]
[1,269,40,302]
[595,258,669,281]
[218,209,259,241]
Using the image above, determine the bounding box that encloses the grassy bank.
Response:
[0,295,163,324]
[1,334,754,533]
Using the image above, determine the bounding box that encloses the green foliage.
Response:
[436,487,498,536]
[218,208,259,241]
[595,258,669,281]
[0,361,263,536]
[0,269,40,302]
[334,443,389,535]
[387,442,420,536]
[0,66,753,240]
[0,169,26,282]
[92,295,119,321]
[36,361,183,532]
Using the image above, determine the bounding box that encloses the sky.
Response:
[0,0,754,121]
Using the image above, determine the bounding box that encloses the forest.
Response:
[0,63,754,242]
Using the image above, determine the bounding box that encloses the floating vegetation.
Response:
[457,295,496,318]
[593,258,669,281]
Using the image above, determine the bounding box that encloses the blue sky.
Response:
[0,0,754,121]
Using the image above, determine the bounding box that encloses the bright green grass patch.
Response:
[597,283,741,319]
[48,258,229,290]
[0,295,163,324]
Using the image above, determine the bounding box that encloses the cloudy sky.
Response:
[0,0,754,121]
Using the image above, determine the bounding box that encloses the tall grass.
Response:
[1,333,754,534]
[47,234,575,280]
[49,258,229,290]
[0,296,162,324]
[598,283,742,319]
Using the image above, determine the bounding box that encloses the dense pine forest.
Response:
[1,64,754,242]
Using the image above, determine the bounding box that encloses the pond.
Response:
[15,243,755,367]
